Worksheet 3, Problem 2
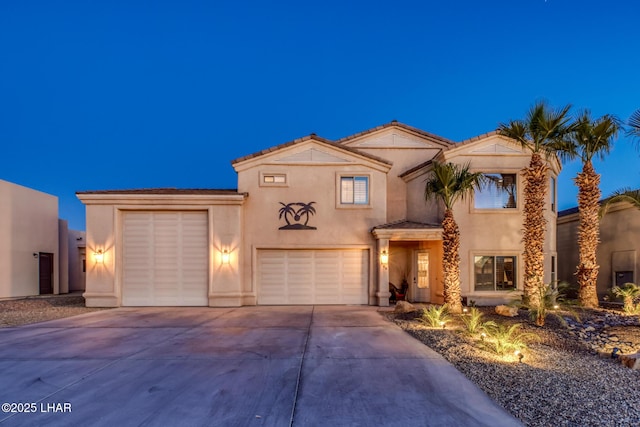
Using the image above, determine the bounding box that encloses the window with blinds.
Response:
[340,176,369,205]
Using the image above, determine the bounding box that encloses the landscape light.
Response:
[515,350,524,363]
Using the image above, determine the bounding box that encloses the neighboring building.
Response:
[558,195,639,298]
[0,180,85,298]
[78,121,560,307]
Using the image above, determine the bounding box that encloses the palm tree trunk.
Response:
[522,153,547,309]
[575,161,600,308]
[442,209,462,314]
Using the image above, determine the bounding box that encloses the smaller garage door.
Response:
[122,211,208,306]
[257,249,369,305]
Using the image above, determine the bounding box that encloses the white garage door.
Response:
[122,211,208,306]
[257,249,368,305]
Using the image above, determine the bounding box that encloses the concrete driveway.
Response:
[0,306,521,426]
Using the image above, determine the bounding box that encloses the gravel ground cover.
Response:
[387,307,640,427]
[0,294,109,327]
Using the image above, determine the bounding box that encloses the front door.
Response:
[411,250,430,302]
[39,252,53,294]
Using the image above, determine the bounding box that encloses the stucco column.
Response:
[377,238,390,306]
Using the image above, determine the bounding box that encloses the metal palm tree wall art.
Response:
[278,202,317,230]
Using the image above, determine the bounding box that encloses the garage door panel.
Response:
[257,249,368,305]
[122,211,208,306]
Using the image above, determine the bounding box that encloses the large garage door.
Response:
[122,211,208,306]
[257,249,368,305]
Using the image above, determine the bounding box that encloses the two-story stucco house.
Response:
[78,121,559,308]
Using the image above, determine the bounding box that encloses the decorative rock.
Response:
[394,300,416,313]
[619,352,640,370]
[495,305,518,317]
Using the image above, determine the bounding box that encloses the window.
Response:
[551,255,556,284]
[550,176,556,212]
[260,173,287,187]
[474,255,517,291]
[340,176,368,205]
[474,173,517,209]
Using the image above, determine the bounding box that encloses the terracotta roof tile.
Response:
[336,120,456,146]
[231,134,392,166]
[76,188,242,195]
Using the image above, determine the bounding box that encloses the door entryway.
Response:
[39,252,54,294]
[411,250,430,302]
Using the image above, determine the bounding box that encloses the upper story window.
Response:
[260,172,288,187]
[340,176,369,205]
[474,173,517,209]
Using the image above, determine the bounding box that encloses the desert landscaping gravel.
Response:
[0,294,108,327]
[389,307,640,427]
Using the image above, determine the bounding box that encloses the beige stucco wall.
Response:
[439,135,559,304]
[68,229,86,292]
[234,140,391,304]
[341,127,447,223]
[0,180,59,298]
[78,194,245,307]
[558,203,640,297]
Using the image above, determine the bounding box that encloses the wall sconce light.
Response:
[93,250,104,264]
[221,249,230,265]
[380,250,389,269]
[33,253,38,259]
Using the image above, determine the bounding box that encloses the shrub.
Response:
[612,283,640,314]
[461,307,496,336]
[483,322,536,356]
[420,304,451,328]
[521,281,578,327]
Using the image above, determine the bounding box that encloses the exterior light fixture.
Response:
[380,250,389,269]
[515,350,524,363]
[94,250,104,264]
[439,321,446,329]
[553,304,560,310]
[480,332,486,341]
[611,347,620,359]
[221,249,230,265]
[462,307,468,314]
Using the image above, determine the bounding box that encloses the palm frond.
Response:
[568,110,621,163]
[627,109,640,142]
[498,101,573,157]
[424,161,485,210]
[600,188,640,217]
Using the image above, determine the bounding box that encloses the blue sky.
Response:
[1,0,639,230]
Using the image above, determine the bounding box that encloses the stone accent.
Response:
[495,305,518,317]
[394,301,416,313]
[619,352,640,370]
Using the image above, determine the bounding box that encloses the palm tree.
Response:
[498,101,573,320]
[425,161,485,314]
[564,111,621,308]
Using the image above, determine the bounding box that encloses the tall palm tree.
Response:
[498,101,573,317]
[425,161,485,314]
[565,111,621,308]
